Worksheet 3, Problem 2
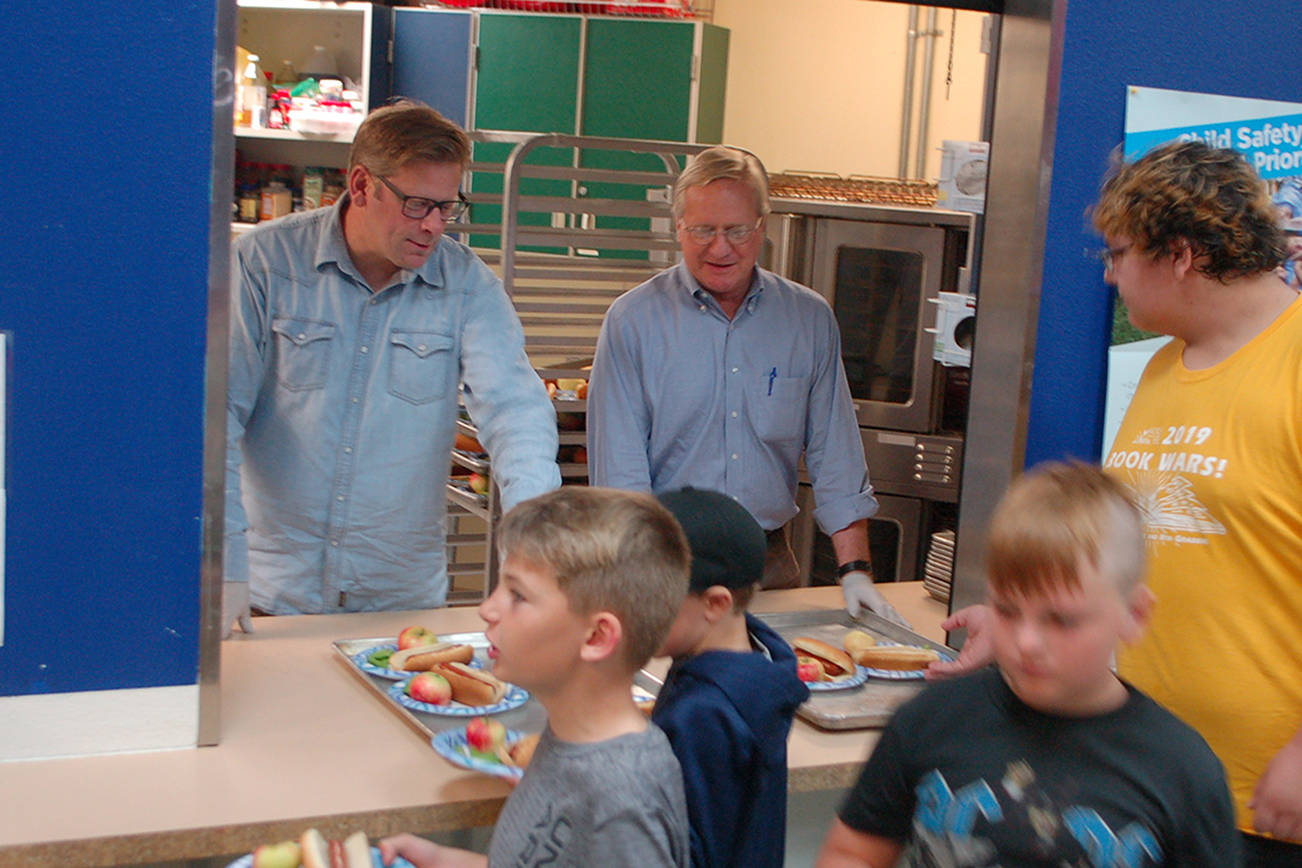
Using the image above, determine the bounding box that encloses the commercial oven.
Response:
[764,197,973,586]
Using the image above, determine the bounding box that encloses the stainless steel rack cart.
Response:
[443,132,716,603]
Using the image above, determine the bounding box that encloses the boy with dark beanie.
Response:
[654,487,810,868]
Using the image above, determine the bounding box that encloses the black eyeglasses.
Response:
[373,172,467,221]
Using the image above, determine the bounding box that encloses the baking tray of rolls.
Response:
[755,609,958,730]
[333,632,661,746]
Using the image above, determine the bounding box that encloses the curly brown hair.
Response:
[1092,140,1286,282]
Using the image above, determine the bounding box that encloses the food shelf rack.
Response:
[442,132,716,602]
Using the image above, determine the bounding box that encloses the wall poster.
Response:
[1102,86,1302,453]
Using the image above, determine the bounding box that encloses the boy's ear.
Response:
[1170,238,1195,281]
[1120,584,1155,644]
[579,611,623,664]
[700,586,735,623]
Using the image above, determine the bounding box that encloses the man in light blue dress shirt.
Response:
[587,147,905,624]
[224,102,559,633]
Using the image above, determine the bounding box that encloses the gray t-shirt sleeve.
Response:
[489,724,689,867]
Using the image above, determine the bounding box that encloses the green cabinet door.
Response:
[470,12,583,250]
[579,19,729,258]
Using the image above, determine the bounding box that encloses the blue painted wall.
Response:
[0,2,213,694]
[1026,2,1302,467]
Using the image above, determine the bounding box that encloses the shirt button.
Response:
[731,411,738,418]
[699,305,706,313]
[360,345,369,353]
[297,333,306,341]
[344,446,353,454]
[351,397,359,404]
[418,344,427,352]
[336,495,345,502]
[330,539,340,547]
[731,367,739,374]
[731,453,739,460]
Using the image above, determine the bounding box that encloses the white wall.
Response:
[713,0,990,181]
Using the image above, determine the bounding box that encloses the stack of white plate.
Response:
[923,530,956,603]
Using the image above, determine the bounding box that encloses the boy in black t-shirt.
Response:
[815,461,1239,868]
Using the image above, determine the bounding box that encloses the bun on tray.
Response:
[855,645,940,670]
[388,642,475,672]
[433,661,508,706]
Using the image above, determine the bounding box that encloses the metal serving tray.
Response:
[755,608,957,731]
[333,632,660,747]
[334,608,952,745]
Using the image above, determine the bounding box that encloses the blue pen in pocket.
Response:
[768,367,777,396]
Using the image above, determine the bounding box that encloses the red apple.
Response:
[407,672,453,705]
[468,472,490,495]
[397,625,437,651]
[465,716,507,757]
[796,657,824,683]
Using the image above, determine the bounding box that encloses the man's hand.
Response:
[841,571,910,628]
[222,581,253,639]
[925,604,993,680]
[1250,731,1302,843]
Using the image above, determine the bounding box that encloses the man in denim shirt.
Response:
[224,102,559,633]
[587,147,904,625]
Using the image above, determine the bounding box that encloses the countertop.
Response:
[0,583,947,867]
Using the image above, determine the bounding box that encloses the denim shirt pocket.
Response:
[270,316,336,392]
[752,375,808,445]
[388,329,455,405]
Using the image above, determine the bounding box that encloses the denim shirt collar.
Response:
[314,193,447,292]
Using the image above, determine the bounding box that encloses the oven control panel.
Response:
[860,428,964,503]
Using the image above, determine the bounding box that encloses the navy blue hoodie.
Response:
[652,613,811,868]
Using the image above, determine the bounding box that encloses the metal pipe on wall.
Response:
[898,6,920,177]
[914,6,939,180]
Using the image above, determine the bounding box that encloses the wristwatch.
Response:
[836,559,872,580]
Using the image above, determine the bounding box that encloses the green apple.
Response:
[251,840,300,868]
[468,472,490,495]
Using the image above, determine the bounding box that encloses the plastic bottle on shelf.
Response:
[302,167,325,209]
[274,59,298,86]
[237,54,267,129]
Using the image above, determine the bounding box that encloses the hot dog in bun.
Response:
[433,661,508,706]
[792,637,856,680]
[298,828,371,868]
[388,642,475,673]
[855,645,940,671]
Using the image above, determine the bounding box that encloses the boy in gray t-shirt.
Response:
[380,487,691,868]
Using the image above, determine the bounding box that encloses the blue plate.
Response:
[352,643,406,680]
[355,646,483,681]
[431,727,527,781]
[389,678,529,716]
[226,845,414,868]
[805,664,870,692]
[862,643,955,680]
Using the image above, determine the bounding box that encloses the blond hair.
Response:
[348,99,471,177]
[986,461,1145,598]
[672,146,770,221]
[496,487,690,671]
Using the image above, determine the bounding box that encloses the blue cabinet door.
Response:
[392,8,473,127]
